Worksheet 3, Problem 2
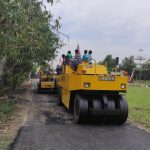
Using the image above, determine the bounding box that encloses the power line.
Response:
[49,24,70,42]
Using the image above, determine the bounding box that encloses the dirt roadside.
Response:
[0,80,34,150]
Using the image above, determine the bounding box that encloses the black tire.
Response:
[57,87,62,106]
[114,95,128,124]
[92,99,105,123]
[37,88,41,94]
[106,99,116,123]
[37,83,42,94]
[74,94,88,124]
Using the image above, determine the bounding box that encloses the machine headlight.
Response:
[83,83,90,88]
[121,84,126,89]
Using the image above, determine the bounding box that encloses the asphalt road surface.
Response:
[11,81,150,150]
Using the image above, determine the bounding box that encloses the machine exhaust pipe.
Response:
[115,57,119,66]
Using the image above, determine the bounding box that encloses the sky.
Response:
[45,0,150,65]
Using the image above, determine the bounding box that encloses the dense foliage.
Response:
[121,56,137,75]
[134,59,150,80]
[101,55,116,72]
[0,0,61,89]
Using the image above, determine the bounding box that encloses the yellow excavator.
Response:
[57,58,128,124]
[37,66,58,93]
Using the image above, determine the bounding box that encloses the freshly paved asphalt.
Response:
[11,82,150,150]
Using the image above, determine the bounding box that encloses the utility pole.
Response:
[135,49,146,82]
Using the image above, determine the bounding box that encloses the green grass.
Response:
[0,100,17,150]
[0,99,17,123]
[126,87,150,129]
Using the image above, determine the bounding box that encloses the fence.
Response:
[129,80,150,88]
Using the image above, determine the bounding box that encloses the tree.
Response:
[141,59,150,80]
[0,0,62,90]
[121,56,136,75]
[101,55,116,72]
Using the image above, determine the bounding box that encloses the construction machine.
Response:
[57,58,128,124]
[37,66,58,93]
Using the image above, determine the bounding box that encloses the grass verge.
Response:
[0,98,17,150]
[0,81,32,150]
[126,87,150,129]
[0,99,17,125]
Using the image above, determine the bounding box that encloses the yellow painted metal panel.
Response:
[62,88,70,109]
[77,64,108,75]
[63,65,74,74]
[41,82,55,89]
[58,74,128,91]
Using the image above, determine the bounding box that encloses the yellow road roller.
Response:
[57,59,128,124]
[37,67,58,93]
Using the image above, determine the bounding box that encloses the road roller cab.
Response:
[57,60,128,124]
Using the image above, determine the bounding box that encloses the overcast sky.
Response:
[46,0,150,65]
